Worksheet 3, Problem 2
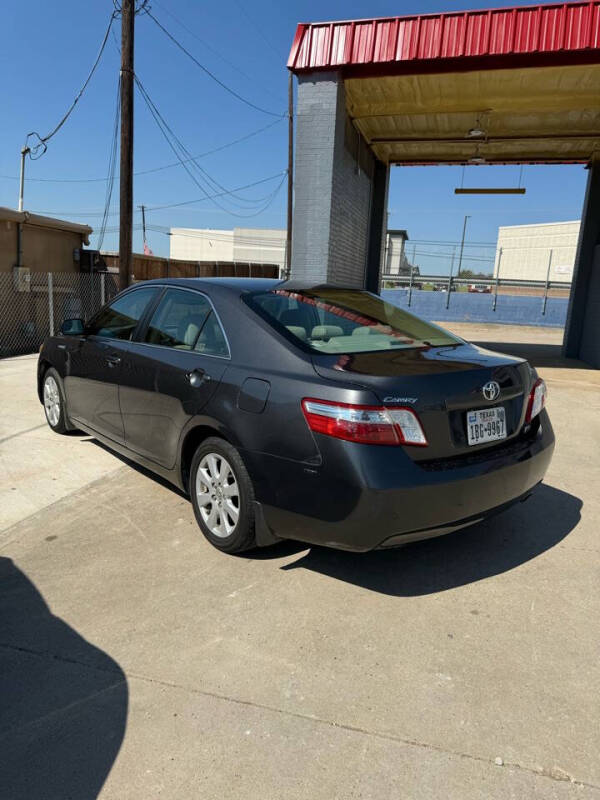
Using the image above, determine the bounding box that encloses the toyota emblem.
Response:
[482,380,501,401]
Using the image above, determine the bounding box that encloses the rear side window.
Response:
[86,287,159,340]
[145,288,229,357]
[246,288,460,353]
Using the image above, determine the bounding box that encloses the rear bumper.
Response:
[376,486,537,548]
[242,410,555,552]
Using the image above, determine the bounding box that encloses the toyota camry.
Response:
[38,278,554,553]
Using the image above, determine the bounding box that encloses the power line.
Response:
[135,75,265,209]
[134,74,286,217]
[229,0,283,61]
[147,188,285,230]
[0,117,284,184]
[151,226,287,243]
[408,239,497,248]
[147,173,287,213]
[145,9,285,118]
[25,12,116,160]
[412,250,495,263]
[137,77,281,208]
[32,173,287,218]
[152,0,285,103]
[97,77,122,250]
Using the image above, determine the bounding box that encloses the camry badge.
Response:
[482,381,501,401]
[383,396,418,404]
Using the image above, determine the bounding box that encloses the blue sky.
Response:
[0,0,588,273]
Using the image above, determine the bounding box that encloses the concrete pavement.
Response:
[1,327,599,799]
[0,354,125,532]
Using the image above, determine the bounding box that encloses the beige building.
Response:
[0,209,95,357]
[0,207,92,275]
[494,220,580,282]
[383,229,418,276]
[170,227,286,272]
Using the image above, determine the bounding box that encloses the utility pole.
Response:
[119,0,135,290]
[285,72,294,280]
[456,214,471,279]
[446,246,456,308]
[18,146,30,212]
[139,204,147,245]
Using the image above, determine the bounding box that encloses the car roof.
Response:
[131,277,282,294]
[126,278,366,295]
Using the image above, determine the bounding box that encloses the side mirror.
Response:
[60,318,85,336]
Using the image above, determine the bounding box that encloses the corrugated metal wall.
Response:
[288,2,600,72]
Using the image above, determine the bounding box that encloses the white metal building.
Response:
[384,229,414,276]
[494,220,580,282]
[170,227,286,271]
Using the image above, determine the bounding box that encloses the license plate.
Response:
[466,407,507,446]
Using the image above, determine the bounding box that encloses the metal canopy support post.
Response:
[365,160,389,294]
[563,157,600,365]
[446,248,456,309]
[542,249,553,315]
[493,248,502,311]
[48,273,54,336]
[456,214,470,279]
[285,72,294,279]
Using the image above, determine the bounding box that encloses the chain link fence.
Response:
[0,271,119,358]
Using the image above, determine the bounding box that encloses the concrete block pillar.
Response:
[291,72,389,289]
[563,158,600,367]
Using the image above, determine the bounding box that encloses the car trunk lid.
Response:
[311,342,531,461]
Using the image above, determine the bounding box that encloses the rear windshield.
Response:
[245,288,460,354]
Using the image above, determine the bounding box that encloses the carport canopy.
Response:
[287,2,600,366]
[288,2,600,164]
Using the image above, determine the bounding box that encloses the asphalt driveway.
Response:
[1,328,599,799]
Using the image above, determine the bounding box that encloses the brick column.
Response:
[291,72,389,289]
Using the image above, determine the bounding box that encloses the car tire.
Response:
[42,368,70,434]
[190,437,257,553]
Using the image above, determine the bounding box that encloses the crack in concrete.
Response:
[2,641,598,793]
[0,677,126,742]
[0,465,126,540]
[0,423,48,445]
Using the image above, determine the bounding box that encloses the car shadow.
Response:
[83,437,188,498]
[280,484,581,596]
[0,558,128,799]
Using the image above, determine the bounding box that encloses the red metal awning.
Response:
[288,1,600,76]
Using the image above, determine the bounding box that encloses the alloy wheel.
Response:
[195,453,240,538]
[43,375,61,427]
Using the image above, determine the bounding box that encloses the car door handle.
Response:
[105,355,121,367]
[186,369,211,387]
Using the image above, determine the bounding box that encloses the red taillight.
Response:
[525,378,547,423]
[301,398,428,446]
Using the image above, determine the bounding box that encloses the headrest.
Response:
[311,325,344,340]
[286,325,307,341]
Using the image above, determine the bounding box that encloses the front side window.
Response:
[86,287,159,340]
[246,288,460,354]
[145,288,229,357]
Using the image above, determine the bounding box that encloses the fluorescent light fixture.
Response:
[455,187,526,194]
